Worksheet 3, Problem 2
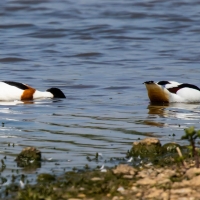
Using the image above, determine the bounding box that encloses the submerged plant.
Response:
[181,126,200,168]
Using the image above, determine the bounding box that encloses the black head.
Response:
[143,81,154,84]
[157,81,170,85]
[46,88,66,98]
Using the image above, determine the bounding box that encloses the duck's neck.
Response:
[33,90,53,99]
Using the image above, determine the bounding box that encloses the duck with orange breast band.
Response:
[0,81,66,101]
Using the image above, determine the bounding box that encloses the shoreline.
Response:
[3,136,200,200]
[13,158,200,200]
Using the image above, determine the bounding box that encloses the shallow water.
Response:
[1,0,200,182]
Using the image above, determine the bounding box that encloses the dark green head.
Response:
[47,88,66,98]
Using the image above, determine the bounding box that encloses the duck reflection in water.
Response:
[143,102,200,128]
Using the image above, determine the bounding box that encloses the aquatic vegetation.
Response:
[127,138,189,166]
[17,170,115,199]
[15,147,41,168]
[1,159,6,169]
[181,126,200,168]
[37,173,55,183]
[13,158,200,200]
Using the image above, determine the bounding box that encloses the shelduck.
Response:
[144,81,200,103]
[0,81,66,101]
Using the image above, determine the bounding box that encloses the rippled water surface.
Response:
[1,0,200,181]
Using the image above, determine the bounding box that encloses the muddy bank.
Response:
[9,159,200,200]
[3,136,200,200]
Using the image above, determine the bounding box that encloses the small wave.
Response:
[0,57,29,62]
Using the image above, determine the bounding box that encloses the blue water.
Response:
[1,0,200,183]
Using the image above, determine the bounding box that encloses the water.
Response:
[1,0,200,182]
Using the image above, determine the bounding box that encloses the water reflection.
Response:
[147,103,169,117]
[0,99,60,106]
[143,103,200,128]
[148,103,200,119]
[141,120,166,128]
[0,101,25,106]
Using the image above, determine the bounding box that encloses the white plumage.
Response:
[0,82,24,101]
[144,81,200,103]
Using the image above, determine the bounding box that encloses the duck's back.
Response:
[0,81,28,101]
[174,86,200,103]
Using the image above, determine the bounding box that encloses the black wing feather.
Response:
[178,83,200,91]
[3,81,29,90]
[168,83,200,94]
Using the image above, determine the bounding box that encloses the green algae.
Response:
[15,147,41,168]
[17,169,133,200]
[127,138,190,166]
[37,173,55,183]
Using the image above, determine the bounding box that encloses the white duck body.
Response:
[0,81,65,101]
[0,82,23,101]
[144,81,200,103]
